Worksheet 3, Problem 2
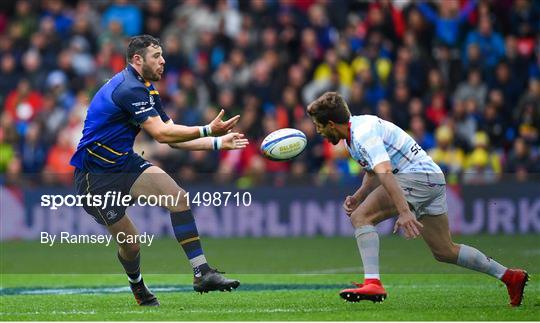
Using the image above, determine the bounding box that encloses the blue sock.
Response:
[170,210,210,276]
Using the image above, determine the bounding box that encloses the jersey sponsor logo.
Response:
[140,161,152,168]
[131,101,149,107]
[134,107,154,115]
[149,95,155,107]
[359,147,368,157]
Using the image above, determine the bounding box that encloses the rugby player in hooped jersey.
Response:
[307,92,528,306]
[70,35,248,306]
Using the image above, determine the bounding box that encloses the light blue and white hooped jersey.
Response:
[345,115,445,184]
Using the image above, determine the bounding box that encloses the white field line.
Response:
[299,266,360,274]
[0,307,338,316]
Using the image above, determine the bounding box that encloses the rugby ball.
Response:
[261,128,307,161]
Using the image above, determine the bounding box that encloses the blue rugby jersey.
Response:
[70,65,170,172]
[345,115,445,184]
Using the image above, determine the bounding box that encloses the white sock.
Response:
[457,244,507,279]
[354,225,380,280]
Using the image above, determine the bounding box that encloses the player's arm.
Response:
[163,120,248,150]
[142,116,200,143]
[117,86,240,143]
[169,132,249,151]
[343,170,380,216]
[142,109,240,144]
[373,161,423,238]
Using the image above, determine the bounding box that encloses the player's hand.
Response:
[220,132,249,150]
[343,195,359,216]
[393,210,423,239]
[210,109,240,136]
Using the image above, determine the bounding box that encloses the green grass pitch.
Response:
[1,235,539,320]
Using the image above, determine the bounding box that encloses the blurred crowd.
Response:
[0,0,539,188]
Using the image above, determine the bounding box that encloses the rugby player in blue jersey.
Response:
[307,92,528,306]
[70,35,248,306]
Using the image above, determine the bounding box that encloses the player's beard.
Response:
[141,62,161,81]
[327,132,340,145]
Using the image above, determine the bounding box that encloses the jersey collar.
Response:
[127,64,151,87]
[346,120,352,147]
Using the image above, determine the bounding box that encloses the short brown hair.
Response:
[306,92,351,125]
[126,34,161,63]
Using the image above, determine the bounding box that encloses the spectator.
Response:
[0,125,15,174]
[35,94,66,146]
[313,48,353,88]
[417,0,477,47]
[505,137,539,182]
[228,48,251,89]
[429,125,465,184]
[11,0,38,42]
[504,35,530,90]
[462,132,501,184]
[408,115,436,150]
[21,49,47,91]
[452,99,477,150]
[425,92,448,128]
[464,15,505,69]
[19,122,48,174]
[142,0,169,37]
[454,69,487,108]
[307,4,337,50]
[510,0,540,38]
[0,0,538,186]
[479,102,506,150]
[4,79,43,135]
[275,86,304,129]
[390,82,410,129]
[377,99,394,123]
[355,67,385,108]
[348,81,372,115]
[0,54,20,101]
[176,69,209,113]
[432,44,462,92]
[41,0,73,37]
[514,79,540,145]
[303,66,351,105]
[42,129,75,186]
[102,0,142,37]
[489,61,521,119]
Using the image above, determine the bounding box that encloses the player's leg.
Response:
[107,215,159,306]
[420,214,529,306]
[350,185,398,280]
[340,185,398,302]
[130,165,239,293]
[130,166,209,274]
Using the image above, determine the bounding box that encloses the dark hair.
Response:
[126,35,161,63]
[306,92,351,126]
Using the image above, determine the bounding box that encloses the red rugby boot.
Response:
[501,269,529,307]
[339,278,387,303]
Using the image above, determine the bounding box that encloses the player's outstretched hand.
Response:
[343,195,359,216]
[210,109,240,136]
[221,133,249,150]
[393,210,423,239]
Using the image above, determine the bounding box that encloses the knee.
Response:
[350,209,378,227]
[163,188,190,212]
[432,243,459,263]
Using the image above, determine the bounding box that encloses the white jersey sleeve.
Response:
[351,123,390,170]
[346,115,445,184]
